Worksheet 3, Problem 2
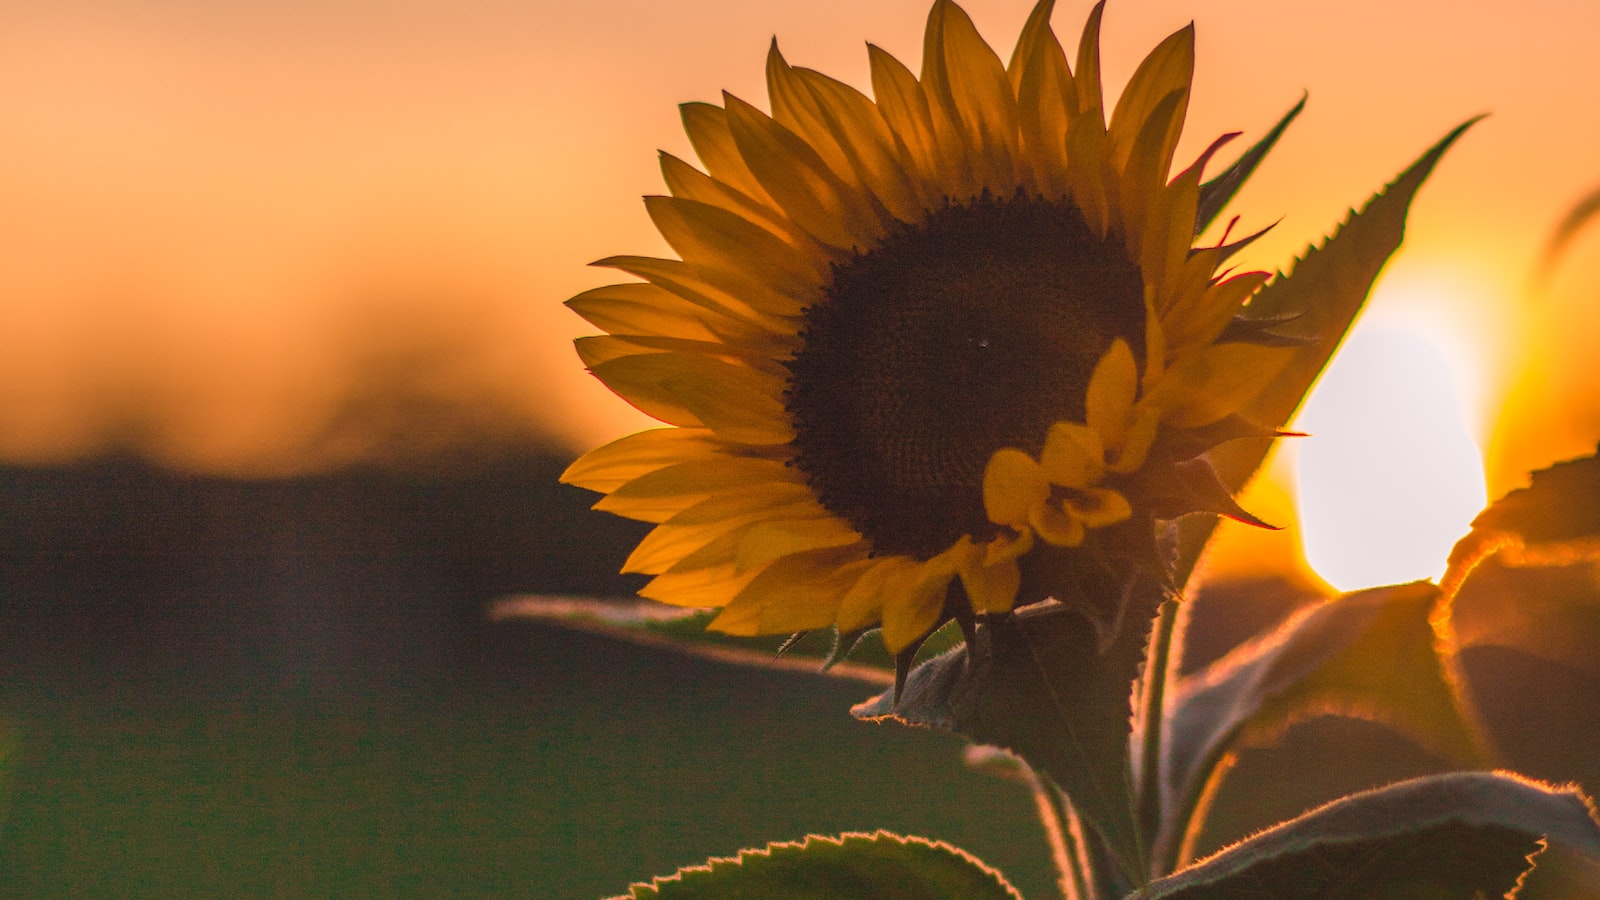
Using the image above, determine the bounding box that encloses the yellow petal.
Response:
[596,458,799,525]
[880,557,957,653]
[1040,422,1105,488]
[1064,110,1110,236]
[1118,89,1186,252]
[1136,139,1202,298]
[983,447,1049,527]
[1108,24,1193,176]
[641,563,765,608]
[627,524,724,575]
[735,516,865,572]
[560,427,722,493]
[596,255,793,342]
[624,495,820,575]
[1143,296,1168,392]
[575,333,785,379]
[724,93,886,250]
[1073,1,1106,122]
[867,44,945,208]
[1108,406,1160,474]
[1030,501,1086,547]
[1008,0,1063,92]
[768,43,924,225]
[837,556,917,634]
[666,366,794,446]
[643,195,821,312]
[1008,0,1075,198]
[959,551,1022,615]
[587,351,793,444]
[659,151,792,238]
[1085,338,1138,448]
[922,0,1020,193]
[792,65,925,223]
[712,547,873,635]
[767,40,847,170]
[662,482,813,527]
[1065,487,1132,528]
[1144,343,1295,429]
[680,101,778,209]
[870,43,940,192]
[567,282,723,343]
[1165,268,1270,358]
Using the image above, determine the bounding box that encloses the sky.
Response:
[2,0,1598,583]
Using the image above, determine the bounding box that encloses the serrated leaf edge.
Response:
[618,830,1022,900]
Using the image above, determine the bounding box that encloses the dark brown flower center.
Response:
[784,193,1146,560]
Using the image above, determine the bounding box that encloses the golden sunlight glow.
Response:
[1,1,1597,477]
[1293,319,1489,592]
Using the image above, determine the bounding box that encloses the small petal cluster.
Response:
[563,0,1292,653]
[983,339,1148,549]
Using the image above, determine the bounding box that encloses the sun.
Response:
[1293,317,1488,592]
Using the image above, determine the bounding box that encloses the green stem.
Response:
[1137,598,1180,872]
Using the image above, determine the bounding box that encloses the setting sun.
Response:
[1293,317,1489,591]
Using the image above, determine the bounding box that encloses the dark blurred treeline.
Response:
[0,448,646,695]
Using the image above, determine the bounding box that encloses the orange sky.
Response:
[2,1,1598,517]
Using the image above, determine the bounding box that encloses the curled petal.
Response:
[1031,501,1087,547]
[1066,487,1133,528]
[984,448,1050,526]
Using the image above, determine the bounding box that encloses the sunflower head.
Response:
[563,0,1293,659]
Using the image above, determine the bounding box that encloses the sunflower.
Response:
[562,0,1292,657]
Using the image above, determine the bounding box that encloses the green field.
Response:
[0,621,1051,898]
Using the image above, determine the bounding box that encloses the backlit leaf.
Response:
[490,595,893,685]
[1134,772,1600,899]
[1160,583,1492,870]
[1534,183,1600,287]
[1443,446,1600,597]
[621,830,1020,899]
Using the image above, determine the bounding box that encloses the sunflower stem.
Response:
[1136,597,1180,874]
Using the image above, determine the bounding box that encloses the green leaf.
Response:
[1159,583,1493,872]
[1133,772,1600,899]
[1194,93,1305,236]
[621,830,1021,899]
[852,584,1166,886]
[1444,446,1600,593]
[489,594,933,687]
[1174,118,1480,586]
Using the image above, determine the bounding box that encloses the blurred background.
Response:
[2,0,1599,896]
